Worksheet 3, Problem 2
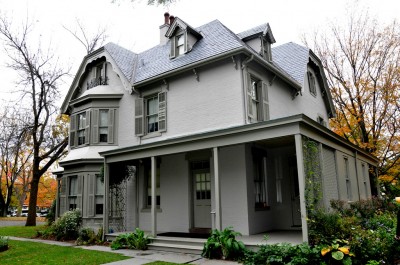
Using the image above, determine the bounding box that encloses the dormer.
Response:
[86,58,108,90]
[165,17,202,59]
[238,23,276,61]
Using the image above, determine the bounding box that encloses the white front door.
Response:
[193,168,212,228]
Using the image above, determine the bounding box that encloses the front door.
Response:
[192,161,212,229]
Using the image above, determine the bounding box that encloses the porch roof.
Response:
[100,114,378,165]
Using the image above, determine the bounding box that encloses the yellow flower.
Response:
[321,248,331,256]
[338,246,350,255]
[395,197,400,203]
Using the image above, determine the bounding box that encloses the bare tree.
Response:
[63,18,108,55]
[304,10,400,196]
[0,15,69,225]
[0,106,32,216]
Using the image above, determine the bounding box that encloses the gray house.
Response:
[56,13,378,243]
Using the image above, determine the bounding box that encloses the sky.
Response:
[0,0,399,102]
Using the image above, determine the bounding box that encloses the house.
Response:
[55,13,378,242]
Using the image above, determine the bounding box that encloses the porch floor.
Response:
[107,230,303,246]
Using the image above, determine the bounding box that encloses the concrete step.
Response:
[148,242,203,254]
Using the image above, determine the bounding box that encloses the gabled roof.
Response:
[104,43,137,83]
[237,23,276,43]
[165,17,202,39]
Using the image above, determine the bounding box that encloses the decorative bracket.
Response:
[269,74,276,86]
[193,68,199,82]
[231,56,237,70]
[162,79,169,91]
[291,89,302,100]
[130,86,138,95]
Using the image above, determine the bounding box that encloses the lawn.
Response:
[0,225,45,238]
[0,240,129,265]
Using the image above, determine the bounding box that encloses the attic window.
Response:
[261,38,272,61]
[87,62,108,89]
[307,71,317,97]
[170,32,187,58]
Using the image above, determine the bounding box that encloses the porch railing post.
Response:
[213,147,222,230]
[151,156,157,237]
[294,134,309,242]
[102,162,110,241]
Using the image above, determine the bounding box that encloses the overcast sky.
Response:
[0,0,399,101]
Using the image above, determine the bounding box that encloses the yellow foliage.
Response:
[321,247,331,256]
[338,246,350,255]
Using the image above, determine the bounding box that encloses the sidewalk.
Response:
[8,237,240,265]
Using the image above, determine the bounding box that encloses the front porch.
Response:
[105,230,303,254]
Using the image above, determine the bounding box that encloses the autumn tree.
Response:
[0,106,32,216]
[304,10,400,196]
[0,16,69,225]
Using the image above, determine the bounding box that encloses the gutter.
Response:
[132,47,302,91]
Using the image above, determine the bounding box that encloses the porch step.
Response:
[148,236,206,254]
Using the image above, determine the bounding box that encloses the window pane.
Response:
[147,97,158,115]
[69,177,77,195]
[177,35,184,46]
[99,127,108,142]
[99,110,108,126]
[96,175,104,195]
[78,113,86,129]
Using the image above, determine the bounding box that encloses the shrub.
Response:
[77,227,103,245]
[244,242,321,265]
[40,209,82,241]
[111,228,150,250]
[0,236,9,252]
[201,227,246,261]
[46,200,56,225]
[320,239,354,265]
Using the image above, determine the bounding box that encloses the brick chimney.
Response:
[159,12,170,45]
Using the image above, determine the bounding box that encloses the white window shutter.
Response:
[108,109,115,144]
[170,37,176,58]
[85,110,91,145]
[92,109,99,144]
[135,98,144,136]
[246,73,254,121]
[87,174,95,217]
[101,62,106,79]
[69,115,76,148]
[158,92,167,132]
[262,82,270,121]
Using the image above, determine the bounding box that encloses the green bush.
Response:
[77,227,103,245]
[111,228,150,250]
[201,227,246,261]
[0,236,9,252]
[244,242,321,265]
[46,200,56,225]
[41,209,82,241]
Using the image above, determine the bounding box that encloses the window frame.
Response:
[68,176,78,211]
[253,148,269,210]
[307,71,317,97]
[95,174,104,215]
[344,156,352,201]
[246,73,269,123]
[135,92,167,137]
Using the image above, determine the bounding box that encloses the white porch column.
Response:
[102,162,110,240]
[294,134,308,242]
[213,147,222,230]
[151,156,157,237]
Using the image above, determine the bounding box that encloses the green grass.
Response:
[0,225,46,238]
[0,240,129,265]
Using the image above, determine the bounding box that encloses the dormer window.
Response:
[176,34,185,55]
[308,71,317,97]
[87,62,108,89]
[261,38,272,61]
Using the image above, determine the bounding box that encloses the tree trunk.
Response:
[25,176,39,226]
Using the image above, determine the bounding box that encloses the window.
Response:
[95,175,104,215]
[145,159,161,208]
[344,157,352,201]
[69,176,78,210]
[87,62,108,89]
[77,113,86,145]
[135,92,167,136]
[362,163,368,196]
[261,38,272,61]
[308,71,317,96]
[247,74,269,123]
[253,149,268,209]
[146,96,159,133]
[191,161,211,201]
[99,110,109,142]
[177,34,185,55]
[92,108,115,144]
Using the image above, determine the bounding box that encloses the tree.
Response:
[304,9,400,196]
[0,106,32,216]
[0,16,69,225]
[62,18,108,55]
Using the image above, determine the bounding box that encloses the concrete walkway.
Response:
[7,236,240,265]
